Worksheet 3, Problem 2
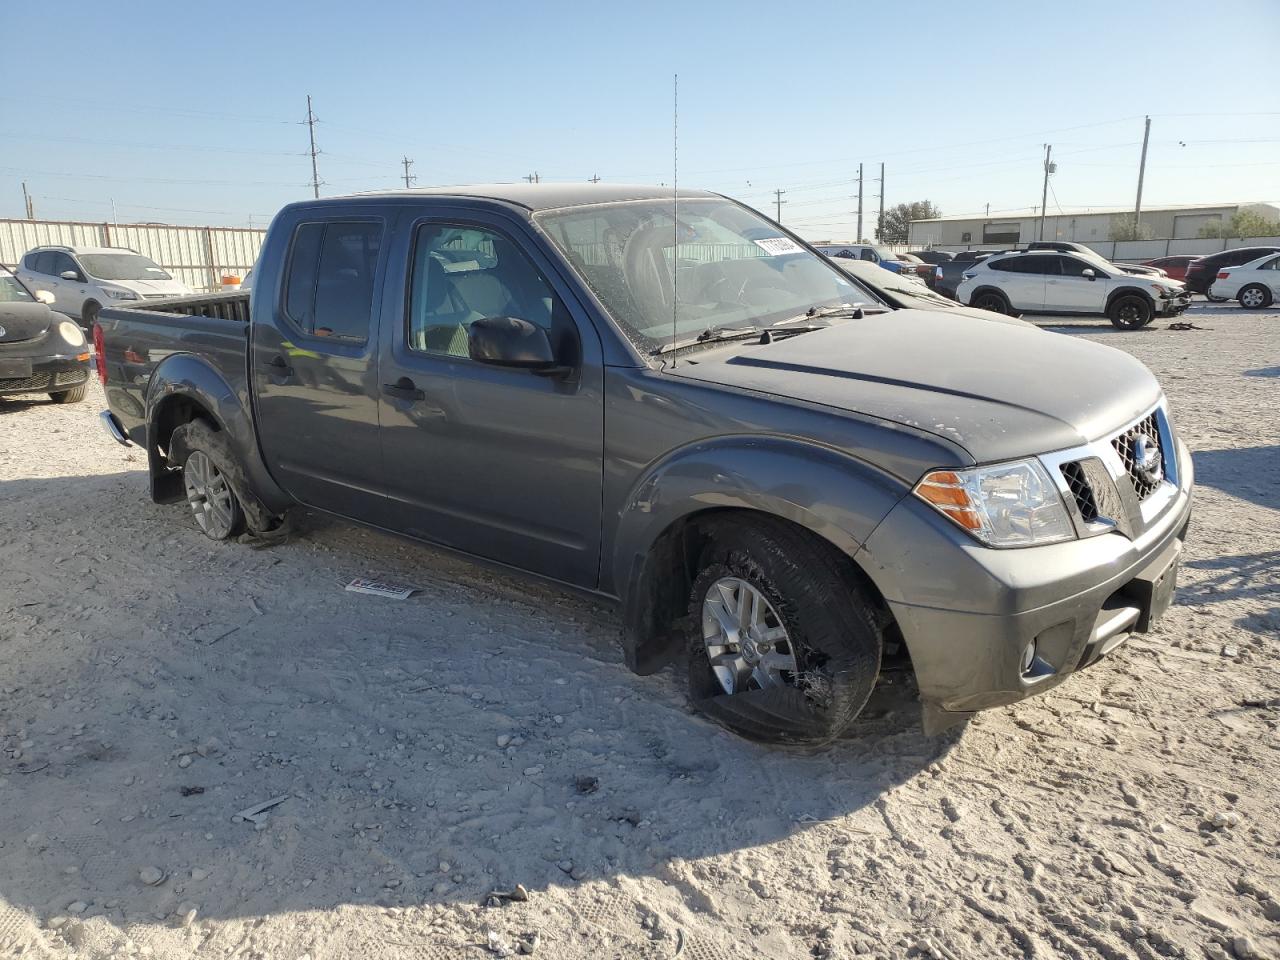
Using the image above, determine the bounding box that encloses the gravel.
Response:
[0,305,1277,959]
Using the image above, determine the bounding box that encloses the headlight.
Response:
[57,320,86,346]
[103,288,138,300]
[914,459,1075,547]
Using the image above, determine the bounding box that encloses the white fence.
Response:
[0,219,266,293]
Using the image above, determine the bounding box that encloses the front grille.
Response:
[1112,412,1164,500]
[1,373,53,392]
[55,369,87,385]
[1060,461,1098,521]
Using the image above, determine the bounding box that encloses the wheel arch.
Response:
[1105,285,1155,310]
[967,284,1009,308]
[611,435,912,675]
[144,354,289,516]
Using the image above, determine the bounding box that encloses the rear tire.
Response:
[1238,284,1272,309]
[1108,294,1153,329]
[169,420,246,541]
[685,516,882,744]
[48,384,87,403]
[972,290,1010,314]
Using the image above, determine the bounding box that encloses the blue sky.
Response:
[4,0,1278,238]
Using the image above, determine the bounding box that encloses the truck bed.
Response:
[97,292,251,446]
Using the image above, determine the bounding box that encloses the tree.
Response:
[878,201,941,244]
[1198,210,1280,239]
[1109,214,1154,241]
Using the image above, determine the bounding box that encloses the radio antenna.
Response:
[670,72,679,365]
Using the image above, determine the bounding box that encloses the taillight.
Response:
[935,266,943,279]
[92,322,107,385]
[1217,271,1230,279]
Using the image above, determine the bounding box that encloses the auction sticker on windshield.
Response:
[753,237,804,256]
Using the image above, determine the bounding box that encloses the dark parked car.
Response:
[0,265,92,403]
[96,184,1192,743]
[1184,246,1280,296]
[1025,241,1167,279]
[906,250,955,265]
[933,250,1008,298]
[1141,255,1197,283]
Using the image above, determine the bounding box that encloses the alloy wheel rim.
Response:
[1242,288,1263,307]
[1118,301,1143,325]
[701,577,798,695]
[183,451,236,538]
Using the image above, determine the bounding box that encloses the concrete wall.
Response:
[0,219,265,293]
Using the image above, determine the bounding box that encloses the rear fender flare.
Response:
[145,354,290,515]
[611,435,908,674]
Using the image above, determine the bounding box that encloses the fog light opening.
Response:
[1020,639,1037,674]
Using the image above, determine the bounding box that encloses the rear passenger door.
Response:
[375,207,605,588]
[988,256,1047,310]
[252,210,392,519]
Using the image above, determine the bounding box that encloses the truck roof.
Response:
[339,183,718,213]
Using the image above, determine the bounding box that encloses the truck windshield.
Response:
[536,198,882,352]
[0,268,35,302]
[80,254,172,281]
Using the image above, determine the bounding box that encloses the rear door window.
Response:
[282,220,382,342]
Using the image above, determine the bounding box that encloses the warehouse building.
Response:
[907,202,1280,250]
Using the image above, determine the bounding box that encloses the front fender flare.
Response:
[610,435,909,673]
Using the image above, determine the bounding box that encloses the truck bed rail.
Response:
[129,291,250,323]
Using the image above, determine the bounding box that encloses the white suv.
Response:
[956,251,1190,329]
[16,246,193,329]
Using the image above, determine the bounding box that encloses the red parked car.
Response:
[1142,255,1198,283]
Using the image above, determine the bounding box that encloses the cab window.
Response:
[282,220,382,342]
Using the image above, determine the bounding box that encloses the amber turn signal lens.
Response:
[915,470,984,531]
[76,352,91,362]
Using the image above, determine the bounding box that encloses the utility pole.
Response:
[1038,144,1053,241]
[856,163,863,241]
[773,188,786,222]
[1134,115,1151,233]
[523,172,540,184]
[985,202,990,217]
[873,163,885,240]
[21,181,34,219]
[401,156,416,189]
[588,174,601,183]
[305,95,322,199]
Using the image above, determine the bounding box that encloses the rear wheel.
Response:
[48,384,87,404]
[1238,284,1272,309]
[170,421,245,541]
[685,516,882,744]
[1108,294,1153,329]
[972,290,1010,314]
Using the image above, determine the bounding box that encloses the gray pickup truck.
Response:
[96,184,1192,742]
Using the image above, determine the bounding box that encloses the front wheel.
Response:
[169,421,245,541]
[1108,294,1153,329]
[686,516,882,744]
[1238,284,1272,309]
[81,300,100,332]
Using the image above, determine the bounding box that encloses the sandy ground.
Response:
[0,304,1277,960]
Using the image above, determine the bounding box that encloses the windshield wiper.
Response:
[775,303,887,326]
[651,325,761,355]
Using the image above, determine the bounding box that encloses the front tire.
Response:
[685,516,882,744]
[169,420,245,541]
[972,290,1010,314]
[1108,294,1153,329]
[81,300,100,332]
[48,384,87,404]
[1238,284,1272,309]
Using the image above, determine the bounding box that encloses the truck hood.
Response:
[0,301,54,343]
[666,309,1162,463]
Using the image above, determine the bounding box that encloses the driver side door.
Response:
[376,209,605,588]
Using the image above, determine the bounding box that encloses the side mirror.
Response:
[468,316,570,377]
[60,270,81,281]
[35,289,56,305]
[1081,268,1096,281]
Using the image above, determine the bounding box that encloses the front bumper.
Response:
[861,433,1193,728]
[1156,293,1192,317]
[0,353,90,396]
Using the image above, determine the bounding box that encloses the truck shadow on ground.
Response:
[0,472,951,937]
[1191,445,1280,511]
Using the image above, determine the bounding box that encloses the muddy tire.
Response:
[685,516,882,744]
[169,420,246,541]
[81,300,100,333]
[1238,284,1272,309]
[48,384,87,404]
[1108,294,1153,329]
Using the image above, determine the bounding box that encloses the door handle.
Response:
[260,355,294,377]
[382,377,425,402]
